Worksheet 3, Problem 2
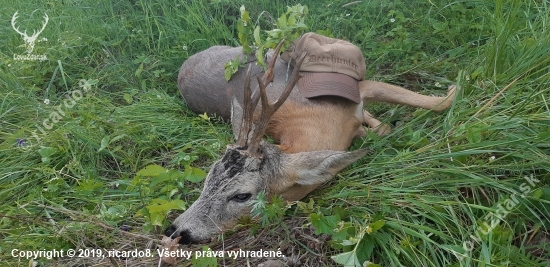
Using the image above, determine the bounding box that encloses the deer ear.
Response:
[286,149,369,186]
[230,96,243,141]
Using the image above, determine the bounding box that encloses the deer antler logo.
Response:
[11,11,49,54]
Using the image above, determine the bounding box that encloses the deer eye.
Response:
[232,193,252,202]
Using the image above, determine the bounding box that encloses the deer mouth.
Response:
[164,225,206,244]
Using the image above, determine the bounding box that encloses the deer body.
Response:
[167,42,456,244]
[179,46,364,154]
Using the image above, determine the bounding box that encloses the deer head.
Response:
[11,11,49,54]
[165,41,368,244]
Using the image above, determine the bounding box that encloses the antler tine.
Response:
[235,41,286,149]
[247,49,308,157]
[235,64,255,148]
[247,39,287,113]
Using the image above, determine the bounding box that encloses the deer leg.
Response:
[362,110,391,136]
[360,81,456,112]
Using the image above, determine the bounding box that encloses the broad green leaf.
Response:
[150,172,171,188]
[38,147,58,158]
[224,61,233,81]
[466,126,483,143]
[356,235,375,264]
[123,93,133,104]
[331,251,360,267]
[296,22,308,29]
[146,199,186,214]
[38,147,58,163]
[185,167,206,183]
[368,220,386,233]
[256,49,265,68]
[277,13,287,28]
[98,136,110,152]
[224,66,232,81]
[135,62,144,78]
[254,26,262,46]
[287,13,296,26]
[240,7,249,22]
[136,164,166,177]
[310,213,340,235]
[148,210,164,226]
[532,188,543,198]
[332,225,354,243]
[134,207,149,218]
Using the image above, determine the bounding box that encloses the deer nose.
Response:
[164,224,177,237]
[164,225,194,244]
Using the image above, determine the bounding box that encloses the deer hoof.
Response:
[447,84,458,97]
[374,124,392,136]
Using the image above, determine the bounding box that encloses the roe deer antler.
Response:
[235,40,307,158]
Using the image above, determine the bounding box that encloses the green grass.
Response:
[1,0,549,266]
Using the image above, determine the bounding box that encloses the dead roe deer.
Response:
[165,33,456,244]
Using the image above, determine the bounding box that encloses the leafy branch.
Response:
[224,4,309,81]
